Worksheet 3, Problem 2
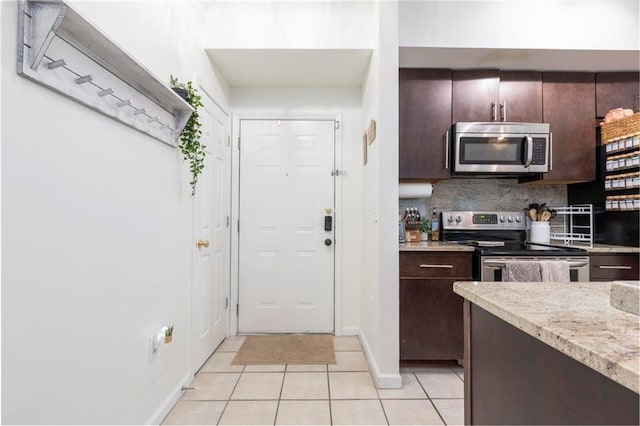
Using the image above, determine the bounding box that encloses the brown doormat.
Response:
[232,334,336,365]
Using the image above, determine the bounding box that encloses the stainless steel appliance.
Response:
[451,122,550,175]
[441,210,589,281]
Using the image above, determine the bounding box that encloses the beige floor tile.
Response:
[230,372,284,400]
[377,373,427,399]
[382,399,444,425]
[275,400,331,425]
[432,398,464,426]
[216,336,246,352]
[244,364,286,372]
[286,364,327,372]
[218,400,278,425]
[328,351,369,372]
[415,371,464,398]
[182,373,241,401]
[200,352,244,373]
[333,336,362,351]
[329,372,378,399]
[162,400,226,425]
[281,372,329,400]
[331,400,388,425]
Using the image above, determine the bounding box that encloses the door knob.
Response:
[324,239,332,246]
[196,239,209,249]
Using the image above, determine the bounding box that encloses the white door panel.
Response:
[239,120,335,333]
[191,92,229,372]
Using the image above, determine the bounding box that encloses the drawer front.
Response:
[400,252,472,278]
[590,254,640,281]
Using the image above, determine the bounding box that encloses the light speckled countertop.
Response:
[453,281,640,394]
[399,241,475,252]
[579,244,640,254]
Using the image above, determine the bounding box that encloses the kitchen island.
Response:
[453,281,640,425]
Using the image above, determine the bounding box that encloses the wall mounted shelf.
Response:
[17,0,193,146]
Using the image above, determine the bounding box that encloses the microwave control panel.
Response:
[531,138,547,165]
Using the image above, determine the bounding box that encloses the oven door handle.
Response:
[483,260,589,268]
[524,135,533,168]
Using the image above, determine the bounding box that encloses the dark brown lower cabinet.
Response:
[399,252,471,361]
[465,303,639,425]
[590,253,639,281]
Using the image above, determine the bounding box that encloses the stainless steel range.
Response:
[441,210,589,281]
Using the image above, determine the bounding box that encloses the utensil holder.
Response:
[529,221,550,245]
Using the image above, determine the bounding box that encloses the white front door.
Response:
[238,120,335,333]
[191,91,230,372]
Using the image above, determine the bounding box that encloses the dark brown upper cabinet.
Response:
[452,70,499,123]
[452,70,543,123]
[536,72,596,183]
[595,72,640,118]
[399,68,452,180]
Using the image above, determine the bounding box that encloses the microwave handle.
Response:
[524,135,533,167]
[549,132,553,171]
[444,130,449,169]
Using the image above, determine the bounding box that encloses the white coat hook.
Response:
[75,75,92,84]
[117,99,131,107]
[98,88,113,97]
[46,59,66,69]
[133,108,146,116]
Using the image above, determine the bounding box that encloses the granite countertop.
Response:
[579,244,640,254]
[399,241,475,252]
[453,281,640,394]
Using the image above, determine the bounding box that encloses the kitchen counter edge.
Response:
[453,281,640,394]
[579,244,640,253]
[399,241,475,252]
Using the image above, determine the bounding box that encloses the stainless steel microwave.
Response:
[451,122,550,175]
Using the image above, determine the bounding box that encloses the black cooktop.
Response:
[470,241,588,257]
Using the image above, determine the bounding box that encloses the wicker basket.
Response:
[601,112,640,143]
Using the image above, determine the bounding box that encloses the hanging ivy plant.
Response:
[171,75,205,196]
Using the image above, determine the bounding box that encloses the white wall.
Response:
[400,0,639,51]
[1,1,228,424]
[359,1,401,388]
[229,87,364,335]
[204,0,376,48]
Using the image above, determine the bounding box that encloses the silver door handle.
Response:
[420,264,454,268]
[500,100,507,122]
[598,265,632,270]
[444,130,449,169]
[491,99,497,122]
[524,135,533,167]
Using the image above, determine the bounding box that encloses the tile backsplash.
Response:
[399,178,567,218]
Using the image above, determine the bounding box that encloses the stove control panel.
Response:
[442,211,526,230]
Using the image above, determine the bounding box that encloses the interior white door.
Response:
[238,120,335,333]
[190,91,230,372]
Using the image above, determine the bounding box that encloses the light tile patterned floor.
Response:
[163,336,464,425]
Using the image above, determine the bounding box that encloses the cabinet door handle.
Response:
[598,265,632,270]
[491,99,497,122]
[444,130,449,169]
[420,264,454,268]
[500,100,507,122]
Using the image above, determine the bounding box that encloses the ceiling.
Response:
[399,47,640,72]
[206,49,373,88]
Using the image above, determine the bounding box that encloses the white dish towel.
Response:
[540,260,570,282]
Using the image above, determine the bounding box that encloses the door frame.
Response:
[230,112,344,336]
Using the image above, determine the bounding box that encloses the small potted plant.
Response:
[420,219,431,241]
[164,325,174,344]
[170,75,205,196]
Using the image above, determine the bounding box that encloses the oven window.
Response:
[459,136,523,164]
[491,268,579,281]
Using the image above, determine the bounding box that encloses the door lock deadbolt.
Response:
[324,239,332,246]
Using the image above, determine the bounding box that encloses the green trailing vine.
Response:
[171,75,205,196]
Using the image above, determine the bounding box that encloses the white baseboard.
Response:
[145,371,192,425]
[359,332,402,389]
